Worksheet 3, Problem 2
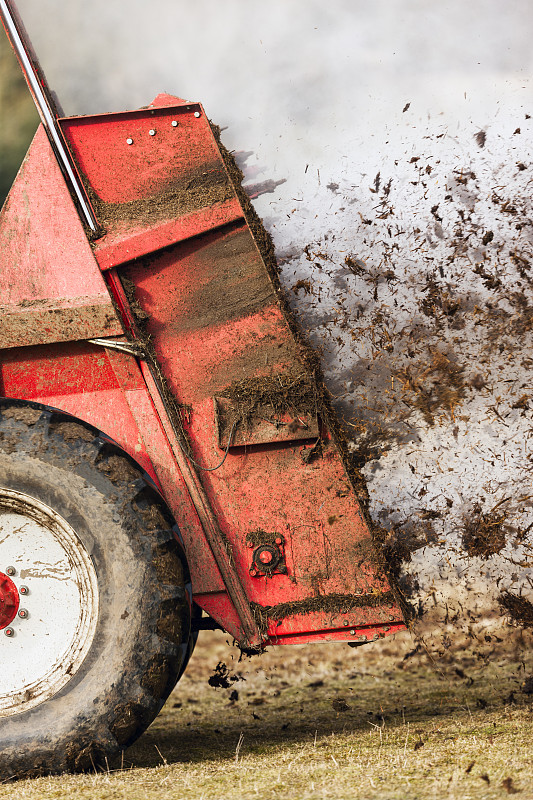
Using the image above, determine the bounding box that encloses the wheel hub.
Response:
[0,572,19,629]
[0,489,99,717]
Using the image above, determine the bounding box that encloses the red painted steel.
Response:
[0,573,19,630]
[60,100,243,270]
[268,621,406,647]
[0,95,407,648]
[0,127,122,350]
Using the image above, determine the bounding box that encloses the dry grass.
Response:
[4,629,533,799]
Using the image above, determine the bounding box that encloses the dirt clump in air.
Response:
[344,255,367,276]
[208,662,244,689]
[394,348,466,426]
[499,592,533,628]
[378,520,439,571]
[291,279,313,295]
[462,505,509,558]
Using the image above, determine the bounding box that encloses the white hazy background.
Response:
[16,0,533,641]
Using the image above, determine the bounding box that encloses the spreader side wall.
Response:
[0,100,407,646]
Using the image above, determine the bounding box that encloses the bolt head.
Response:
[126,138,133,145]
[149,129,156,136]
[275,537,283,545]
[259,550,273,565]
[5,567,15,577]
[343,620,349,626]
[19,586,28,595]
[18,609,28,619]
[249,568,257,577]
[4,627,14,637]
[350,629,356,635]
[194,111,201,118]
[171,120,178,127]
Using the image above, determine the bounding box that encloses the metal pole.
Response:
[0,0,98,232]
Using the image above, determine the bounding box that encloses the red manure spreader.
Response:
[0,1,405,777]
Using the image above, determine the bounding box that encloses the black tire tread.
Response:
[0,398,190,779]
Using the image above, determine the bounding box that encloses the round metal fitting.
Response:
[149,129,156,136]
[252,544,282,572]
[350,629,356,635]
[126,138,133,145]
[171,120,178,127]
[0,572,19,629]
[4,627,14,638]
[194,111,201,118]
[19,586,28,596]
[18,609,28,619]
[5,567,15,577]
[343,620,349,626]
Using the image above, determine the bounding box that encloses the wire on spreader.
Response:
[181,420,238,472]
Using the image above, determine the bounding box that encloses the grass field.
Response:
[3,625,533,800]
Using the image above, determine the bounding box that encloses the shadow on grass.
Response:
[125,660,527,770]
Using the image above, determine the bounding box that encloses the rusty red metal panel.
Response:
[0,342,125,398]
[0,298,120,350]
[61,104,244,270]
[61,104,217,204]
[92,199,244,271]
[267,622,406,647]
[216,396,319,448]
[0,126,123,348]
[183,398,391,600]
[194,591,246,642]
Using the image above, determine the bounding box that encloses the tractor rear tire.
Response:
[0,399,191,779]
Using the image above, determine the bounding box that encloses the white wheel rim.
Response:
[0,489,99,717]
